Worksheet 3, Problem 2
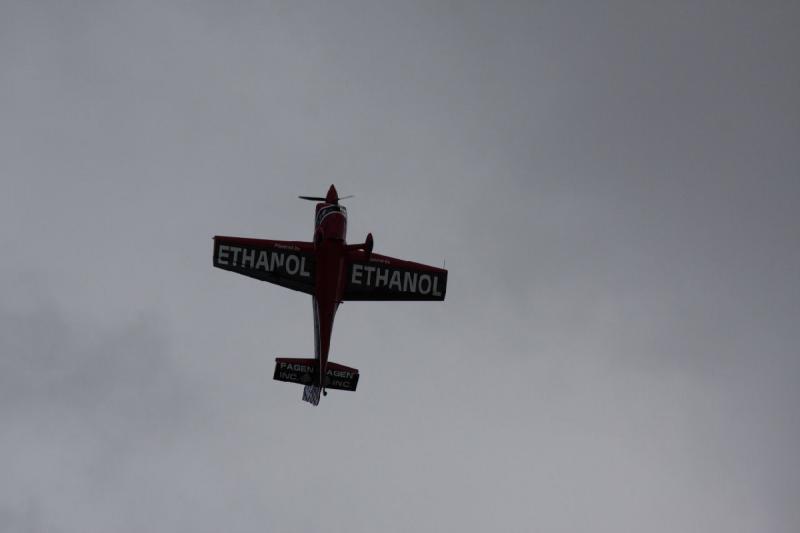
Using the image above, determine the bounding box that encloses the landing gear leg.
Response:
[323,389,328,396]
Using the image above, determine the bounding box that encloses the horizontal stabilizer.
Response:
[324,361,360,391]
[274,358,317,386]
[274,358,359,391]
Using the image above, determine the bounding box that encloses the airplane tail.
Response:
[274,358,359,405]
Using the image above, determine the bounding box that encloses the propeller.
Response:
[298,195,355,202]
[298,185,353,204]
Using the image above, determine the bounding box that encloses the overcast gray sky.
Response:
[1,1,799,532]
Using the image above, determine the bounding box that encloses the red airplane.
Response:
[213,185,447,405]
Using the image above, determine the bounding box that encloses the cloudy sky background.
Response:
[1,1,798,531]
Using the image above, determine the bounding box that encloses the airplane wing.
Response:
[213,236,316,294]
[343,251,447,301]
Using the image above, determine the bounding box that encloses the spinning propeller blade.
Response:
[298,186,353,204]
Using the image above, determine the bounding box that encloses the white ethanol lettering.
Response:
[217,245,230,265]
[300,257,311,277]
[270,253,285,271]
[375,268,389,287]
[389,271,401,290]
[256,251,269,271]
[418,274,432,294]
[432,276,443,297]
[230,246,242,266]
[363,265,376,285]
[351,264,363,285]
[403,272,418,292]
[285,255,300,275]
[242,248,256,268]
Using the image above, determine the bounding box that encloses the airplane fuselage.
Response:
[312,201,348,387]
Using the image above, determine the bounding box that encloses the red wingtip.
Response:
[325,184,338,204]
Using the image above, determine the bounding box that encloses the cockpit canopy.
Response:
[315,204,347,227]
